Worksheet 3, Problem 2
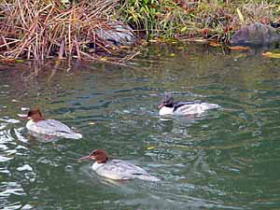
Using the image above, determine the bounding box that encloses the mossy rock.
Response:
[230,23,280,46]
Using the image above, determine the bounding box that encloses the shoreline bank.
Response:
[0,0,279,62]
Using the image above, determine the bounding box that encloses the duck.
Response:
[79,149,160,182]
[158,94,220,116]
[25,109,82,139]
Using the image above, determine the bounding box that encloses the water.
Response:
[0,44,280,209]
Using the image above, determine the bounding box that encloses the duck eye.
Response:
[91,151,98,156]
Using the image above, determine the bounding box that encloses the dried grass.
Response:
[0,0,125,61]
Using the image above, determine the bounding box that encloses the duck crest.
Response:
[27,109,44,122]
[92,149,109,163]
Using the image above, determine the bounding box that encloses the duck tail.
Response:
[201,103,220,110]
[61,132,83,139]
[136,175,160,182]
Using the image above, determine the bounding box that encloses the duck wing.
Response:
[174,101,220,115]
[35,119,73,134]
[173,101,200,111]
[97,160,149,180]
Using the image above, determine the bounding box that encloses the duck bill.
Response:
[79,155,92,161]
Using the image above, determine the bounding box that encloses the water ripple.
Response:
[0,52,280,209]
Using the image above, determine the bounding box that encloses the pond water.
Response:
[0,44,280,209]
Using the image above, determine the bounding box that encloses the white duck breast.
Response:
[92,159,160,181]
[159,106,174,115]
[26,119,82,139]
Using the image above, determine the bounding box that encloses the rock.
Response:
[230,23,280,45]
[96,21,136,46]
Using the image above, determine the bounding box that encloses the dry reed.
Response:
[0,0,127,61]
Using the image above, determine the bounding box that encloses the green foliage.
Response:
[119,0,191,38]
[118,0,280,40]
[119,0,159,33]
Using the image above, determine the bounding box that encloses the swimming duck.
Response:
[25,109,82,139]
[158,94,220,116]
[79,149,160,182]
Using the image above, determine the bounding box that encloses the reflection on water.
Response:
[0,44,280,209]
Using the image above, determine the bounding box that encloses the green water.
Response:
[0,44,280,209]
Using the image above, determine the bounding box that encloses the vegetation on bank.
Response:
[119,0,279,42]
[0,0,279,61]
[0,0,123,61]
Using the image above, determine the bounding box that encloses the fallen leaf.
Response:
[262,52,280,58]
[209,41,221,47]
[200,28,210,35]
[149,39,160,43]
[185,38,208,43]
[120,46,130,49]
[180,26,187,32]
[147,146,155,150]
[0,58,17,64]
[100,57,108,61]
[16,59,24,63]
[229,46,250,51]
[140,40,149,45]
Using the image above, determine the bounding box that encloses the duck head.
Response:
[27,109,44,122]
[79,149,109,164]
[158,94,175,109]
